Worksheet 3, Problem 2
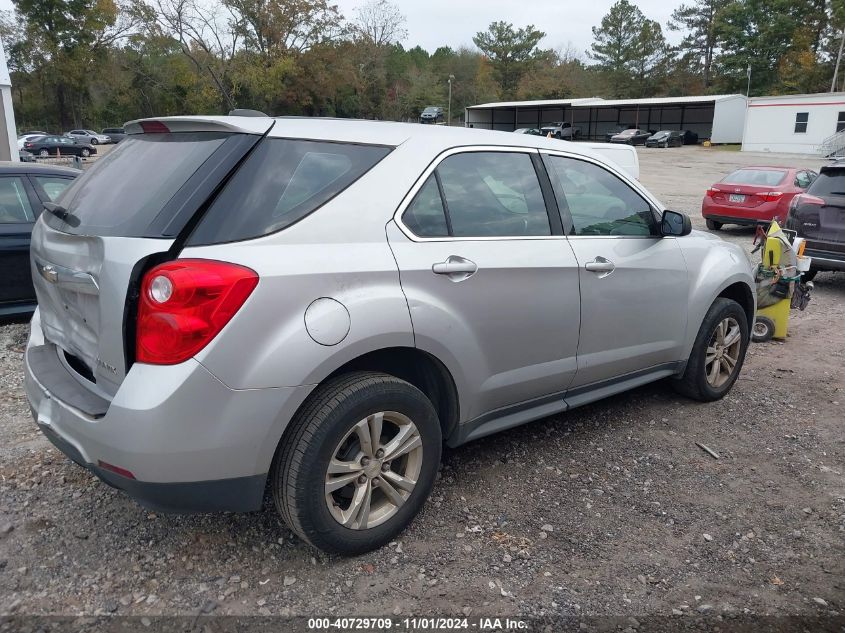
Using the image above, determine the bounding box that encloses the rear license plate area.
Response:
[729,194,746,203]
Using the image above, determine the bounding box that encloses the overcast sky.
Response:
[0,0,681,57]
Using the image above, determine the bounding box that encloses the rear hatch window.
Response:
[809,169,845,196]
[43,132,236,237]
[187,139,391,245]
[722,169,786,186]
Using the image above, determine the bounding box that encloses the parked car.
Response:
[603,126,629,142]
[682,130,700,145]
[102,127,126,143]
[18,150,36,163]
[21,130,49,136]
[513,128,543,136]
[419,106,444,124]
[0,163,80,316]
[24,116,755,555]
[22,135,97,158]
[65,129,111,145]
[785,161,845,280]
[540,122,580,139]
[610,128,651,145]
[702,167,817,230]
[17,134,45,149]
[646,130,683,148]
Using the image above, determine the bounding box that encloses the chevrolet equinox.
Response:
[24,115,756,555]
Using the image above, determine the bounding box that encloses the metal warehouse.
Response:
[465,94,747,143]
[741,92,845,156]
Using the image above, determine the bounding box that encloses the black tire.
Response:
[39,149,49,158]
[751,316,775,343]
[802,268,818,282]
[271,371,442,555]
[89,138,98,145]
[672,298,750,401]
[81,148,90,157]
[706,219,723,231]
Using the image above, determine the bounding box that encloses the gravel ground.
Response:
[0,146,843,629]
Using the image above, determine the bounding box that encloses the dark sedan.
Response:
[0,163,80,316]
[22,135,97,158]
[646,130,683,148]
[610,128,651,145]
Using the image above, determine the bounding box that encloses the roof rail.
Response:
[228,109,270,118]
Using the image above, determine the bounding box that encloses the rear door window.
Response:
[42,132,233,237]
[187,139,391,245]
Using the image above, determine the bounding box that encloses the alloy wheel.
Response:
[325,411,423,530]
[705,317,742,387]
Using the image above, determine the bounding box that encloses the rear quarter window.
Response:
[187,138,391,245]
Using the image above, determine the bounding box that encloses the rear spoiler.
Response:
[124,116,274,136]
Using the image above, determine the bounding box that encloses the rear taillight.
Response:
[792,193,825,207]
[136,259,258,365]
[24,142,32,148]
[705,187,720,198]
[139,120,170,134]
[761,191,784,202]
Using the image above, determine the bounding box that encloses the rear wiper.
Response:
[43,202,80,227]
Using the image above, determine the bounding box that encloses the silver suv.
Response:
[24,115,755,555]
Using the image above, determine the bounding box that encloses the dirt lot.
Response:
[0,146,843,629]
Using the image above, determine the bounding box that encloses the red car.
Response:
[701,167,817,230]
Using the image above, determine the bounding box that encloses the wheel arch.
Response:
[320,346,461,442]
[716,281,755,331]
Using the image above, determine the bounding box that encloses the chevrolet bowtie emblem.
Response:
[39,264,58,283]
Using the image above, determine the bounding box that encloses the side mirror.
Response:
[661,209,692,237]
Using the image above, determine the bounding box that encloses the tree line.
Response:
[1,0,843,132]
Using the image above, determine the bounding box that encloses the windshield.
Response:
[422,108,439,114]
[722,169,786,186]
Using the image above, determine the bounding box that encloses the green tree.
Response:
[589,0,668,97]
[713,0,830,94]
[472,21,545,99]
[668,0,732,90]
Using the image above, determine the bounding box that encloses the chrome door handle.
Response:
[432,255,477,281]
[585,257,615,275]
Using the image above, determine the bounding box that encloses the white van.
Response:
[587,143,640,180]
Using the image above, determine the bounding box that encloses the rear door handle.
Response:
[432,255,477,281]
[585,257,615,276]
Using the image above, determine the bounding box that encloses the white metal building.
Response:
[742,92,845,154]
[465,94,747,143]
[0,38,17,161]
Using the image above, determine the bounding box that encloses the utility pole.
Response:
[447,74,455,126]
[746,64,752,97]
[832,29,845,92]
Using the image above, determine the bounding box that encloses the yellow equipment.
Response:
[752,221,803,342]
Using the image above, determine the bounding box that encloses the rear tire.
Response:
[672,298,749,401]
[706,219,723,231]
[271,371,442,555]
[39,149,49,158]
[90,138,98,145]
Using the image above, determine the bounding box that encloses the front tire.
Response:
[672,298,749,401]
[706,219,723,231]
[271,371,442,555]
[89,138,98,145]
[80,148,90,157]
